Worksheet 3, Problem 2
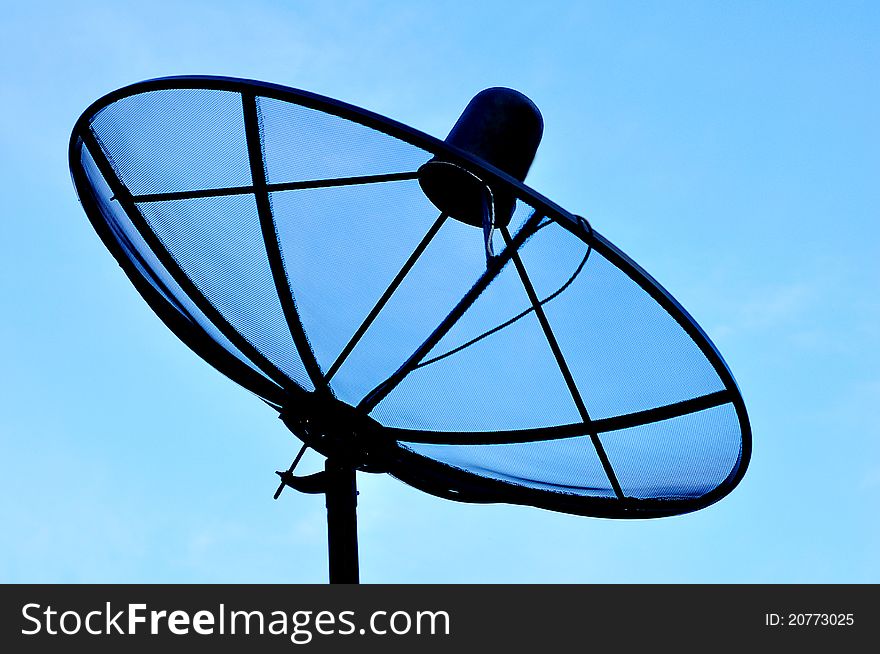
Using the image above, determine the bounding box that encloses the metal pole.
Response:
[324,458,359,584]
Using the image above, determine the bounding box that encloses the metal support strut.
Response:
[275,450,361,584]
[324,458,359,584]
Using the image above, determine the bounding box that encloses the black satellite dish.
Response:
[69,76,750,583]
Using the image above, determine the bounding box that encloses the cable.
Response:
[416,216,592,369]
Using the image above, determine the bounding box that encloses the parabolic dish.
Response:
[69,76,750,518]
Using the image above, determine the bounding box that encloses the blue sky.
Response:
[1,1,878,582]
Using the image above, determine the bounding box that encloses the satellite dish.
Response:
[69,76,750,583]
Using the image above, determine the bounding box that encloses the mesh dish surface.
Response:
[70,76,750,518]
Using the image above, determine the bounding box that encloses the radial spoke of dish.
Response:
[384,389,733,445]
[127,171,421,204]
[357,210,546,413]
[241,92,331,394]
[325,212,449,382]
[81,128,295,390]
[500,226,625,500]
[84,162,288,404]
